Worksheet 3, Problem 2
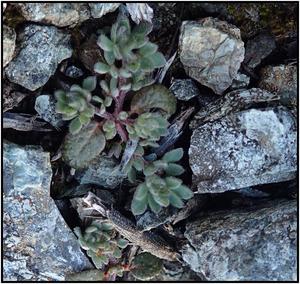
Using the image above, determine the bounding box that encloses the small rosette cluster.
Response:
[55,76,97,134]
[130,148,194,215]
[74,221,128,269]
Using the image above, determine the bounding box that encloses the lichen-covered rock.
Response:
[244,32,276,69]
[258,64,297,109]
[182,199,297,281]
[3,25,16,67]
[16,3,90,27]
[3,81,27,112]
[34,95,64,128]
[88,3,120,18]
[179,17,245,94]
[231,72,250,90]
[75,154,126,189]
[169,79,199,101]
[3,142,93,281]
[189,107,296,193]
[126,3,153,24]
[5,25,72,91]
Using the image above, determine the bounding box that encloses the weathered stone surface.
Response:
[17,3,90,27]
[3,142,92,281]
[179,17,245,94]
[34,95,64,128]
[258,64,297,109]
[5,25,72,91]
[182,199,297,281]
[126,3,153,24]
[169,79,199,101]
[244,32,276,68]
[231,72,250,90]
[75,154,126,189]
[88,3,120,18]
[3,25,16,67]
[3,81,27,112]
[189,107,297,193]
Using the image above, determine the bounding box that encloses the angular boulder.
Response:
[179,17,244,94]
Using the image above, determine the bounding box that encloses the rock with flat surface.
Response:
[89,3,120,18]
[3,25,16,67]
[189,107,297,193]
[179,17,244,94]
[17,3,90,27]
[182,199,297,281]
[5,25,72,91]
[3,142,92,281]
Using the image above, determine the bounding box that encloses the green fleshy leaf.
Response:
[92,96,103,103]
[97,34,114,51]
[171,185,194,200]
[165,176,182,189]
[132,21,152,36]
[79,113,91,125]
[149,51,166,68]
[147,194,161,214]
[140,56,155,72]
[104,96,112,107]
[104,50,115,65]
[66,270,105,281]
[131,197,148,216]
[82,76,97,91]
[139,42,158,57]
[165,163,185,176]
[54,90,67,102]
[128,167,137,183]
[69,117,82,134]
[100,80,109,93]
[94,62,110,74]
[63,121,106,169]
[169,192,184,208]
[109,65,119,78]
[113,44,122,60]
[162,148,184,163]
[117,239,128,249]
[85,225,98,233]
[119,68,132,78]
[143,164,157,176]
[131,85,176,118]
[152,192,169,207]
[113,247,122,258]
[127,61,140,72]
[133,157,144,171]
[134,183,148,201]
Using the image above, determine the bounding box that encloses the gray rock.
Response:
[5,25,72,91]
[3,142,92,281]
[89,3,120,18]
[182,199,297,281]
[75,154,126,189]
[170,79,199,101]
[3,81,27,112]
[3,25,16,67]
[17,3,90,27]
[231,72,250,90]
[179,17,245,94]
[126,3,153,24]
[189,107,297,193]
[35,95,64,128]
[244,32,276,69]
[258,64,297,109]
[65,65,84,78]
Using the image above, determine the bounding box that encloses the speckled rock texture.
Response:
[75,154,126,189]
[5,25,72,91]
[3,81,27,112]
[88,3,120,18]
[258,64,297,109]
[34,95,64,128]
[189,107,297,193]
[16,3,90,27]
[3,142,93,281]
[231,72,250,90]
[179,17,245,94]
[169,79,200,101]
[3,25,16,67]
[182,199,297,281]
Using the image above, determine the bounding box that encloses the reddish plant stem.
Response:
[116,122,128,142]
[94,108,114,120]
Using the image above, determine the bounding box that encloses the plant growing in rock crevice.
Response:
[53,15,193,216]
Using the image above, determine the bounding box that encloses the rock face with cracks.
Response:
[5,25,72,91]
[182,199,297,281]
[189,107,296,193]
[3,25,16,67]
[179,17,245,94]
[3,142,93,281]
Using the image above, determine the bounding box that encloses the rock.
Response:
[64,65,84,78]
[126,3,153,24]
[3,81,27,112]
[189,107,297,193]
[75,154,126,189]
[88,3,120,18]
[231,72,250,90]
[244,32,276,69]
[182,199,297,281]
[17,3,90,27]
[3,142,93,281]
[3,3,7,11]
[5,25,72,91]
[179,17,245,94]
[258,65,297,109]
[34,95,64,128]
[169,79,199,101]
[3,25,16,67]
